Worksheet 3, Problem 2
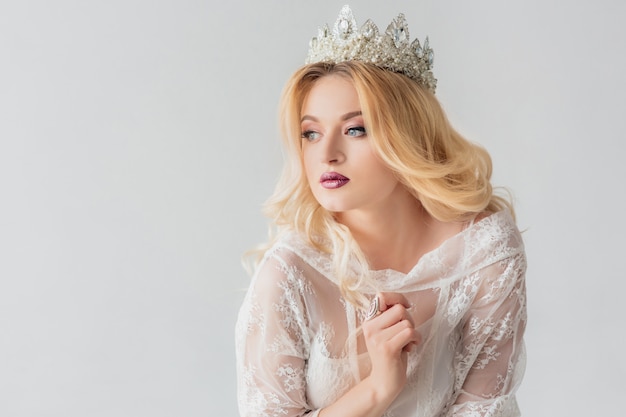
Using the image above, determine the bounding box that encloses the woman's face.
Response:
[300,75,402,215]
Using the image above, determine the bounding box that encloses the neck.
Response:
[335,186,435,273]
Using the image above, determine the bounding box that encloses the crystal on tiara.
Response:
[306,5,437,93]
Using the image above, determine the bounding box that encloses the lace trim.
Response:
[275,210,522,292]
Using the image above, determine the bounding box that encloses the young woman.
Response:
[236,6,526,417]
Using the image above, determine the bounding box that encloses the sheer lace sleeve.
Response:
[448,250,527,417]
[236,252,320,417]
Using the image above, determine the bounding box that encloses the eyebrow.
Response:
[301,111,363,123]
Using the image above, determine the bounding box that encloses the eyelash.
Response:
[300,126,367,141]
[346,126,366,137]
[301,130,320,141]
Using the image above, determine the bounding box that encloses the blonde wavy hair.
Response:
[252,61,513,309]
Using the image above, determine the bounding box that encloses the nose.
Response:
[321,130,345,164]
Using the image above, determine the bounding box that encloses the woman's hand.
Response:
[316,293,421,417]
[362,292,421,401]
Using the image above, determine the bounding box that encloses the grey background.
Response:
[1,0,624,416]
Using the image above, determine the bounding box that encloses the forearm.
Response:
[318,376,398,417]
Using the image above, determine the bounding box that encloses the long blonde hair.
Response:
[253,61,513,308]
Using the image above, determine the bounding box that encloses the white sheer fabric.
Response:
[236,210,527,417]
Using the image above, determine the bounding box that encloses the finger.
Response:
[378,292,411,311]
[369,303,415,329]
[369,316,420,349]
[403,340,419,353]
[379,319,415,341]
[386,321,421,352]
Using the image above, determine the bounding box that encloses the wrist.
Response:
[361,375,399,407]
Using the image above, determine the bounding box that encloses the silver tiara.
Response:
[306,5,437,93]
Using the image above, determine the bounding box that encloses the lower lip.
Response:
[320,179,350,189]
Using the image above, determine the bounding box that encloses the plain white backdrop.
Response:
[1,0,624,416]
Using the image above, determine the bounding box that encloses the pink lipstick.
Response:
[320,172,350,189]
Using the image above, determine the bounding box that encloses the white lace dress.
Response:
[236,210,527,417]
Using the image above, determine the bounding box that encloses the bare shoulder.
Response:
[475,211,493,221]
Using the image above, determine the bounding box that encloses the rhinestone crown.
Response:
[306,5,437,93]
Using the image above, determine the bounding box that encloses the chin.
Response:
[317,200,351,213]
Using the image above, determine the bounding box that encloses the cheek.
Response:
[360,147,387,173]
[301,147,316,182]
[363,153,397,186]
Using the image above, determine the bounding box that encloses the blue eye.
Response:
[346,126,366,137]
[301,130,321,141]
